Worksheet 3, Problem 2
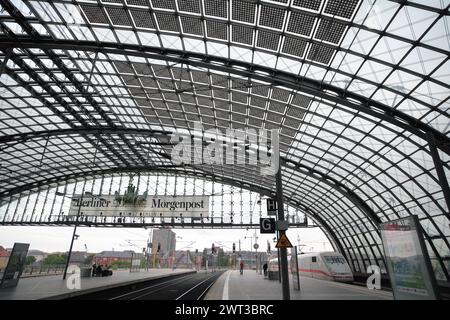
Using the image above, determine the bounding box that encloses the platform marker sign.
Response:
[275,234,293,248]
[260,218,276,234]
[266,198,277,216]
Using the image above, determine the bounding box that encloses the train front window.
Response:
[324,256,346,265]
[323,256,351,273]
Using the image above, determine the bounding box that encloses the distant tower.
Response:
[151,229,176,256]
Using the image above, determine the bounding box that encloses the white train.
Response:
[267,257,280,272]
[292,252,354,282]
[268,251,353,283]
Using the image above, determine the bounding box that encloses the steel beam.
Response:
[0,165,350,269]
[307,210,349,261]
[283,158,381,226]
[0,39,448,156]
[0,126,381,226]
[1,57,130,167]
[0,221,310,229]
[0,127,171,144]
[0,165,275,200]
[276,166,290,300]
[427,132,450,213]
[0,0,147,167]
[0,47,11,76]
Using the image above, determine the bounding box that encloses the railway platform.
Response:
[204,270,393,300]
[0,268,195,300]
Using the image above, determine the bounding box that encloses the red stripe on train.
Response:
[298,268,331,277]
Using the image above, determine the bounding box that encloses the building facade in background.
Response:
[93,250,134,266]
[0,246,10,269]
[68,251,88,265]
[151,229,176,257]
[26,250,46,264]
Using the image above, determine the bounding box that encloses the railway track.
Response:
[175,272,222,300]
[67,271,224,300]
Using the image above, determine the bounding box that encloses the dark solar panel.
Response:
[292,0,322,11]
[307,43,335,65]
[113,61,135,74]
[106,7,132,27]
[177,0,201,13]
[232,24,254,45]
[259,5,286,30]
[206,20,228,40]
[127,0,149,6]
[204,0,228,18]
[323,0,359,19]
[155,12,180,31]
[80,5,109,24]
[180,16,204,36]
[232,0,256,24]
[151,0,176,10]
[130,9,155,29]
[257,31,281,51]
[314,19,347,44]
[282,36,308,57]
[287,11,316,36]
[271,88,291,102]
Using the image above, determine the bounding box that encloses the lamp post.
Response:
[245,230,258,270]
[244,235,252,270]
[276,164,290,300]
[59,191,84,280]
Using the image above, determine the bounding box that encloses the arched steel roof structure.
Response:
[0,0,449,281]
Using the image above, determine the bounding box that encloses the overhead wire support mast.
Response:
[276,161,290,300]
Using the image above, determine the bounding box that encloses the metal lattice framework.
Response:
[0,0,449,281]
[0,172,311,228]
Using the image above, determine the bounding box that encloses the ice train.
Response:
[268,251,353,283]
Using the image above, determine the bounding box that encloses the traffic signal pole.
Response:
[276,166,290,300]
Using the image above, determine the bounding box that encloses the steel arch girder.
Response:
[0,126,381,226]
[304,209,350,263]
[0,165,348,257]
[0,39,449,156]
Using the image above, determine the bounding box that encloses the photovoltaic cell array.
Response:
[292,0,322,11]
[79,0,359,66]
[131,10,156,29]
[324,0,359,19]
[204,0,228,18]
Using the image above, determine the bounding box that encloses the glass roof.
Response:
[0,0,449,281]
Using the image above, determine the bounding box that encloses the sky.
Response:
[0,225,332,254]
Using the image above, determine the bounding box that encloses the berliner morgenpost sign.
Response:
[68,183,209,218]
[69,195,209,218]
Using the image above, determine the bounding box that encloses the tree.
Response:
[25,256,36,265]
[110,260,131,269]
[43,253,67,265]
[217,249,230,267]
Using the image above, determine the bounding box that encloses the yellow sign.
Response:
[275,233,293,248]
